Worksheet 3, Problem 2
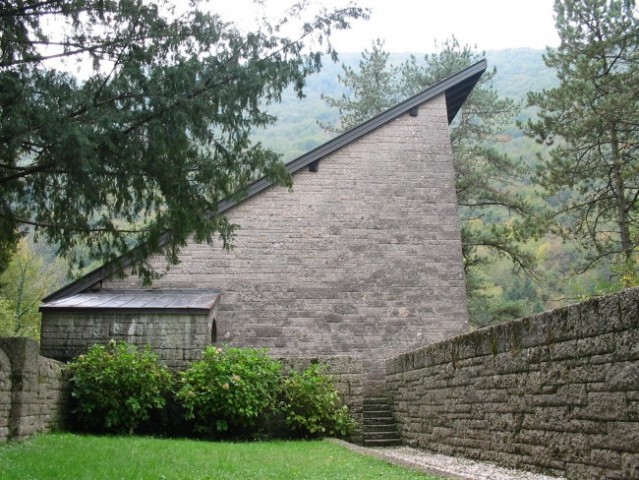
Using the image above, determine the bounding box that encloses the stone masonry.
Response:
[41,310,216,369]
[0,338,69,441]
[102,94,469,393]
[386,287,639,480]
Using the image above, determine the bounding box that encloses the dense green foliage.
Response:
[0,239,65,338]
[68,343,355,439]
[67,341,173,434]
[523,0,639,284]
[0,0,366,281]
[176,346,282,435]
[0,434,439,480]
[280,363,355,438]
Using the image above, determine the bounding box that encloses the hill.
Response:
[252,48,557,160]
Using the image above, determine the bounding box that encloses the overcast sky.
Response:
[214,0,560,53]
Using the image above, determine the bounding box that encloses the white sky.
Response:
[212,0,560,53]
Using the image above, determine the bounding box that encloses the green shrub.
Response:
[280,363,356,438]
[67,340,173,434]
[176,346,282,436]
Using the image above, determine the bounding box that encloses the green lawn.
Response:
[0,434,443,480]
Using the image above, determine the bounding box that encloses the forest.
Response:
[1,0,638,334]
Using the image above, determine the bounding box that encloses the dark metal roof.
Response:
[43,60,487,303]
[40,289,221,314]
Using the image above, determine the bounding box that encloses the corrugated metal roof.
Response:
[40,289,220,314]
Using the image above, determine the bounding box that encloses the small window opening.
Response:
[211,319,217,343]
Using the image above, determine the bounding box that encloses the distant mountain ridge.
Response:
[253,48,557,160]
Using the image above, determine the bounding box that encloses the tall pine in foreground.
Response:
[523,0,639,285]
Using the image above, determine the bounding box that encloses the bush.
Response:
[67,340,173,434]
[176,346,282,436]
[279,363,355,438]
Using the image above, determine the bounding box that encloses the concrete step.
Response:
[361,394,400,447]
[364,432,398,442]
[362,423,397,433]
[362,437,402,447]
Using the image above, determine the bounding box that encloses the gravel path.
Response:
[330,440,566,480]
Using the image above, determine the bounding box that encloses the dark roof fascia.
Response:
[218,59,487,212]
[43,60,487,303]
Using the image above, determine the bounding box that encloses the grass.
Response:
[0,434,444,480]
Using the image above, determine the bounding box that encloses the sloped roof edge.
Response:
[43,59,487,302]
[40,289,220,314]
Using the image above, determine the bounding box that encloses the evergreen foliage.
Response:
[0,0,367,282]
[320,39,401,132]
[523,0,639,283]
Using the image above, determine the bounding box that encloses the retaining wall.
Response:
[386,287,639,480]
[0,337,69,441]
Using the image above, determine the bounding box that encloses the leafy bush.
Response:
[279,363,355,438]
[68,340,173,434]
[176,346,282,436]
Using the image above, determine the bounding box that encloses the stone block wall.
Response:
[0,338,69,441]
[41,311,216,369]
[386,287,639,480]
[103,94,469,392]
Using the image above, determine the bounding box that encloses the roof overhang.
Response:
[40,289,221,315]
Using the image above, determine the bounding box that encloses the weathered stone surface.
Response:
[386,288,639,480]
[41,311,216,369]
[0,338,69,441]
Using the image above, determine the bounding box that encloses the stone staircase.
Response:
[362,396,401,446]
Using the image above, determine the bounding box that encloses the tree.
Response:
[0,238,66,338]
[400,38,537,276]
[320,38,400,132]
[324,38,540,323]
[523,0,639,284]
[0,0,367,281]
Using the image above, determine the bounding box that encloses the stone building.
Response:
[40,61,486,396]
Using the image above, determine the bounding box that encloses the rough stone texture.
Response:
[0,347,10,440]
[41,310,217,369]
[98,94,469,392]
[0,338,69,441]
[386,287,639,480]
[280,355,364,442]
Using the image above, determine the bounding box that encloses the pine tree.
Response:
[320,39,400,132]
[523,0,639,283]
[399,38,536,277]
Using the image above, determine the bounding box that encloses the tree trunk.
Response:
[610,126,633,272]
